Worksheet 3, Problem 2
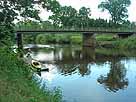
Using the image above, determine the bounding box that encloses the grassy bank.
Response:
[113,36,136,49]
[0,48,62,102]
[96,34,136,49]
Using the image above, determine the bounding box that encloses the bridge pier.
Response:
[16,33,23,50]
[83,33,96,47]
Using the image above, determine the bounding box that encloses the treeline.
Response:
[15,0,136,30]
[43,0,135,29]
[15,19,136,31]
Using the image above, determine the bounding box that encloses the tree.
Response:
[46,0,62,28]
[45,0,61,13]
[0,0,48,45]
[78,7,91,29]
[98,0,131,25]
[49,6,78,28]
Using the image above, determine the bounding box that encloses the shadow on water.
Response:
[24,44,136,102]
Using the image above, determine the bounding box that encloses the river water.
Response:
[24,44,136,102]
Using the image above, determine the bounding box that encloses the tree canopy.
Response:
[98,0,131,25]
[0,0,49,44]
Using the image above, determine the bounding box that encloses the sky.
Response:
[39,0,136,22]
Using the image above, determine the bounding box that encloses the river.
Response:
[24,44,136,102]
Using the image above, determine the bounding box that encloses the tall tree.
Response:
[59,6,77,28]
[49,5,77,28]
[98,0,131,25]
[78,7,91,29]
[0,0,47,44]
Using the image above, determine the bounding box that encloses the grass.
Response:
[96,34,136,49]
[70,35,82,44]
[96,34,116,41]
[0,48,62,102]
[113,35,136,49]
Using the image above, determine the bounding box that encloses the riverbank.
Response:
[0,48,62,102]
[97,35,136,49]
[33,34,136,49]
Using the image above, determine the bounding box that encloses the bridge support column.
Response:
[16,33,23,50]
[83,33,96,47]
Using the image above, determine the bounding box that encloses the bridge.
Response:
[16,30,136,50]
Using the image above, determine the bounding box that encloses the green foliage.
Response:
[36,34,47,44]
[54,34,71,44]
[0,0,49,45]
[98,35,136,49]
[98,0,131,25]
[49,5,78,28]
[77,7,91,29]
[35,34,71,44]
[115,36,136,49]
[70,35,82,44]
[96,34,116,41]
[34,33,82,45]
[0,48,62,102]
[0,25,14,46]
[15,20,41,30]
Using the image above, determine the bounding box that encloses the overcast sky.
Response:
[39,0,136,22]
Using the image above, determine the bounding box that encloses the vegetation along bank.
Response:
[0,48,62,102]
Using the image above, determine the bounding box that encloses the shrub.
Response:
[70,35,82,44]
[36,34,47,44]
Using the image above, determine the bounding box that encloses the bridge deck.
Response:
[16,30,136,34]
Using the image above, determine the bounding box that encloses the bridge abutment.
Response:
[83,33,96,47]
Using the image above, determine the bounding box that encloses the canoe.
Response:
[31,60,42,70]
[31,60,49,72]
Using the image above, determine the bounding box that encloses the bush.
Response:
[36,34,47,44]
[70,35,82,44]
[96,34,116,41]
[120,36,136,49]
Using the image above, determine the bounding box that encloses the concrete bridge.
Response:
[16,30,136,49]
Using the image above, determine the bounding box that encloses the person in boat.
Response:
[26,48,32,57]
[25,48,49,72]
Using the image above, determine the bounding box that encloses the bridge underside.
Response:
[118,33,133,38]
[16,30,135,50]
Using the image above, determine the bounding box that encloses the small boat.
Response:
[31,60,42,70]
[31,60,49,72]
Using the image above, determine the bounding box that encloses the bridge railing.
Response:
[15,27,136,33]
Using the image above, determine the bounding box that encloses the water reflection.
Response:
[55,63,91,76]
[24,44,136,102]
[78,64,91,76]
[97,59,128,92]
